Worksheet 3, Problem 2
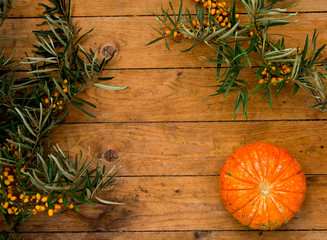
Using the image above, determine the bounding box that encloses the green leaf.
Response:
[233,92,242,120]
[95,196,124,205]
[293,83,300,95]
[181,41,199,53]
[242,88,248,119]
[236,43,251,67]
[94,83,127,91]
[75,97,97,109]
[97,76,115,81]
[71,101,96,118]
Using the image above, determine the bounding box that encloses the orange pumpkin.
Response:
[219,142,306,230]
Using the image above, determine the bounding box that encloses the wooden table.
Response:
[1,0,327,239]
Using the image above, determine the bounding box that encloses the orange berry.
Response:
[210,8,216,15]
[2,202,9,209]
[36,193,41,200]
[48,209,54,216]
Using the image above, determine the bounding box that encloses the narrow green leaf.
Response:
[94,83,127,91]
[95,196,124,205]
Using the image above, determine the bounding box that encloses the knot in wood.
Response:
[103,149,118,162]
[100,45,116,58]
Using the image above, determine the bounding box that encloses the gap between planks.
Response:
[7,0,327,18]
[11,230,327,240]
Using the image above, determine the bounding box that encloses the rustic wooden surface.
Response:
[1,0,327,239]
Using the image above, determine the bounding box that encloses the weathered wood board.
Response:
[1,0,327,239]
[1,176,327,232]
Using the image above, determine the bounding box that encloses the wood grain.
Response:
[2,0,327,237]
[1,175,326,232]
[14,231,327,240]
[50,121,327,176]
[0,14,326,69]
[58,69,325,122]
[7,0,327,18]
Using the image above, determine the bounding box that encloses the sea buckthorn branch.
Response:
[148,0,327,118]
[0,0,15,27]
[0,0,125,237]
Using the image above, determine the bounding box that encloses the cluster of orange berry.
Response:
[195,0,239,28]
[0,140,76,217]
[165,24,192,39]
[0,140,21,160]
[166,0,239,40]
[30,194,75,216]
[259,65,292,84]
[44,79,68,111]
[1,164,26,216]
[1,186,75,217]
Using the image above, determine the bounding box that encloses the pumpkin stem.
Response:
[259,182,271,196]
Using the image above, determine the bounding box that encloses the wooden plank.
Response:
[13,231,327,240]
[1,175,326,232]
[7,0,327,18]
[56,69,326,122]
[50,121,327,175]
[0,14,326,69]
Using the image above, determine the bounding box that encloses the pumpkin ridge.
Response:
[231,156,259,184]
[264,196,271,230]
[231,193,261,214]
[245,146,262,182]
[253,147,266,181]
[222,170,259,186]
[267,195,284,227]
[272,189,306,194]
[247,198,263,228]
[265,146,270,181]
[266,146,281,182]
[271,170,303,187]
[270,193,296,215]
[231,196,259,214]
[270,153,294,183]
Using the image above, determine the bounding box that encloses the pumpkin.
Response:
[219,142,306,230]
